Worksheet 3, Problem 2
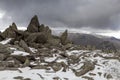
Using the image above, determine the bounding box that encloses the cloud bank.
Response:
[0,0,120,30]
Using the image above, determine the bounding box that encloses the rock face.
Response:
[25,33,47,44]
[0,44,12,55]
[0,33,4,41]
[27,15,40,33]
[19,40,33,54]
[1,23,18,38]
[0,44,12,61]
[60,30,68,45]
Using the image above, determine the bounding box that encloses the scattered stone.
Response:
[98,72,102,76]
[19,40,33,54]
[14,76,23,80]
[51,62,62,72]
[82,76,94,80]
[106,74,113,79]
[0,44,12,55]
[53,77,60,80]
[89,73,96,76]
[23,78,31,80]
[73,61,95,76]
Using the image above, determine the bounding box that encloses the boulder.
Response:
[0,33,4,41]
[23,58,30,67]
[11,55,27,64]
[0,44,12,55]
[0,54,8,61]
[1,23,18,38]
[19,40,33,54]
[51,62,62,72]
[64,43,73,50]
[27,15,40,33]
[73,61,95,76]
[47,37,60,46]
[26,33,47,44]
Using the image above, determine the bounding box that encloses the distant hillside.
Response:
[68,33,120,51]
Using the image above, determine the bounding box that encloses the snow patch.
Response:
[0,38,12,44]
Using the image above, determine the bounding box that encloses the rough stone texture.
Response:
[27,15,40,33]
[23,58,30,67]
[26,33,47,44]
[0,44,12,55]
[60,30,68,45]
[19,40,33,54]
[1,23,18,38]
[0,54,8,61]
[47,37,60,46]
[0,33,4,41]
[64,43,73,50]
[11,55,27,64]
[74,61,95,76]
[51,63,62,72]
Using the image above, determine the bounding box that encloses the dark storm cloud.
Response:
[0,0,120,30]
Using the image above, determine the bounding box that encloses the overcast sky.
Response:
[0,0,120,38]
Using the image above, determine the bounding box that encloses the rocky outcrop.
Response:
[0,33,4,41]
[0,15,73,71]
[25,33,47,44]
[19,40,33,54]
[60,30,68,45]
[0,44,12,61]
[1,15,71,49]
[0,44,13,55]
[1,23,18,38]
[27,15,40,33]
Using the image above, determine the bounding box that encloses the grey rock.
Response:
[19,40,33,54]
[27,15,40,33]
[60,30,68,45]
[0,44,12,55]
[1,23,18,38]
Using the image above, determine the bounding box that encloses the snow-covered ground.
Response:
[0,38,120,80]
[0,49,119,80]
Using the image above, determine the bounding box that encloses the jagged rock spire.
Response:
[60,30,68,45]
[1,22,18,38]
[11,22,18,31]
[27,15,40,33]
